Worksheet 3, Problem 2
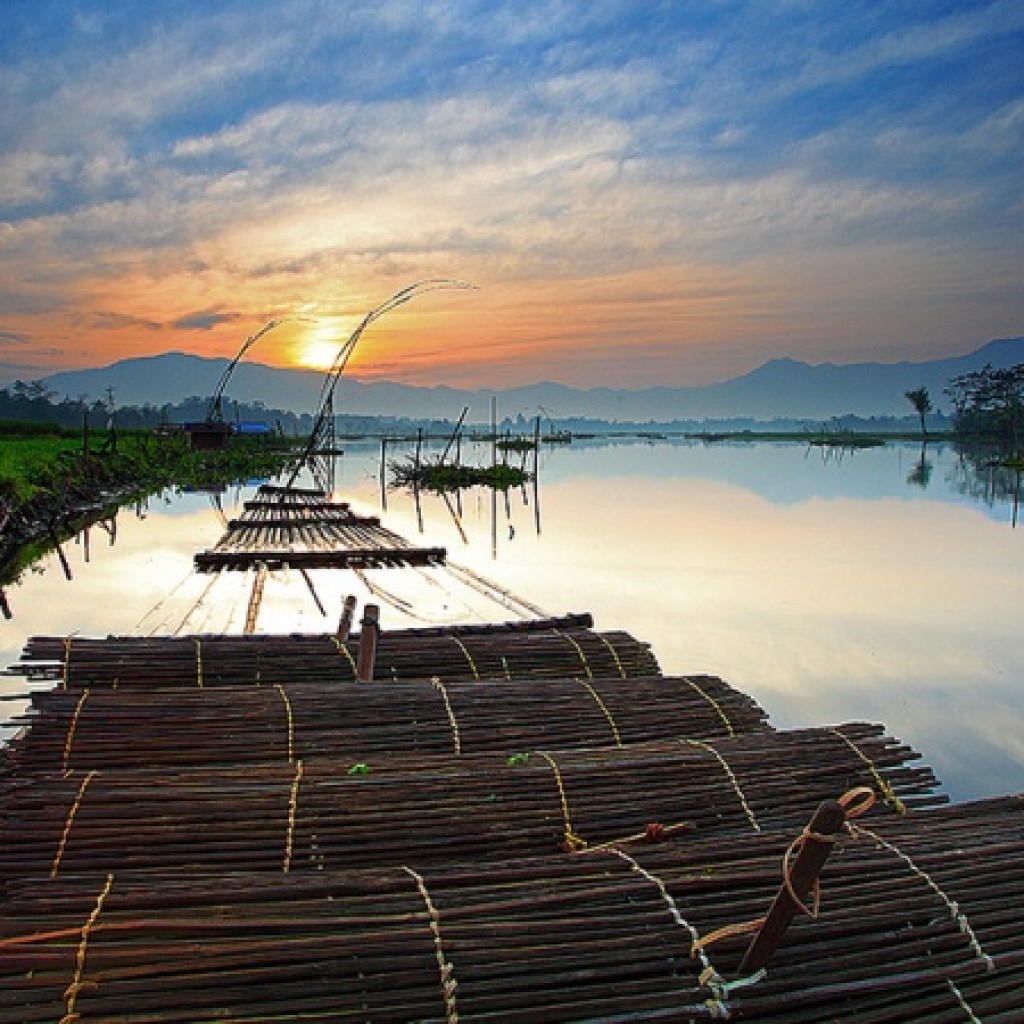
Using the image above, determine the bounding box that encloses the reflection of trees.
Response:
[907,447,933,489]
[947,446,1022,521]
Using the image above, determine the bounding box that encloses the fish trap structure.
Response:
[1,796,1021,1022]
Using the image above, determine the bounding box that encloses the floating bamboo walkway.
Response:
[14,621,660,687]
[1,482,1021,1020]
[1,796,1020,1022]
[0,724,941,881]
[2,674,768,774]
[193,484,447,571]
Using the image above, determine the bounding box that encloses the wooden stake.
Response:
[737,798,846,974]
[337,596,357,641]
[356,603,380,682]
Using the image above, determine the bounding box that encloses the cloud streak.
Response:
[0,0,1021,386]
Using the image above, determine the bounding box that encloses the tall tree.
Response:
[904,386,932,441]
[945,363,1024,452]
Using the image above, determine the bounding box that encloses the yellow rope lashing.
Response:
[275,684,296,763]
[194,639,203,688]
[60,872,115,1024]
[683,738,761,832]
[432,677,462,755]
[62,688,91,776]
[52,770,98,878]
[595,632,627,679]
[536,750,586,851]
[329,635,358,678]
[555,630,593,679]
[682,677,735,738]
[574,678,622,747]
[62,635,73,690]
[403,866,459,1024]
[826,727,908,814]
[450,635,480,679]
[283,759,304,873]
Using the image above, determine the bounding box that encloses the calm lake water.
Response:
[2,437,1022,804]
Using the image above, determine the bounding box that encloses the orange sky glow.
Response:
[1,3,1021,390]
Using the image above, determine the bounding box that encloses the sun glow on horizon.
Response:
[291,322,347,371]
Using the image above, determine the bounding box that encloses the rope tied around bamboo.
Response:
[534,750,587,852]
[694,786,877,977]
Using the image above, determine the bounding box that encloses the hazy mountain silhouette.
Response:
[39,336,1024,423]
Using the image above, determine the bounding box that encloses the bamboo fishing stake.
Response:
[337,595,357,640]
[737,798,847,974]
[356,604,379,683]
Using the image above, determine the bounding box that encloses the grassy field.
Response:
[0,422,302,507]
[0,435,88,501]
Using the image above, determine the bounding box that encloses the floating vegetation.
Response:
[390,457,531,492]
[495,437,537,453]
[806,432,885,449]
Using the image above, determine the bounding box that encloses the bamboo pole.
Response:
[357,604,380,682]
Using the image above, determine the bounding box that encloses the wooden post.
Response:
[737,799,846,975]
[337,595,357,641]
[356,603,380,682]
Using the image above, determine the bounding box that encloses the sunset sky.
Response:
[1,1,1022,389]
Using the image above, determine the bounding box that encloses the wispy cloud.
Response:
[0,1,1021,385]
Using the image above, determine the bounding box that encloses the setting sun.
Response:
[293,322,345,371]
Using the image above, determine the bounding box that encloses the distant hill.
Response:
[38,336,1024,423]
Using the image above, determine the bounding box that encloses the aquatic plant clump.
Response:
[389,456,531,493]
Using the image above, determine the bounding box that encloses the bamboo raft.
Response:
[1,796,1020,1023]
[14,621,660,686]
[194,484,447,571]
[0,724,941,881]
[2,480,1021,1020]
[2,674,768,773]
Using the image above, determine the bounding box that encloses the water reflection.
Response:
[1,439,1021,805]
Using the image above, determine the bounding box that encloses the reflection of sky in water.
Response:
[2,441,1021,804]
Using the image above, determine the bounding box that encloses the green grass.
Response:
[0,436,85,501]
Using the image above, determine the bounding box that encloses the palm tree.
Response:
[905,387,932,441]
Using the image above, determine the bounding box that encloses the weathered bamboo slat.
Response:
[0,797,1020,1023]
[0,724,943,880]
[2,675,769,774]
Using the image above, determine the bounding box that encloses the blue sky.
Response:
[1,0,1022,388]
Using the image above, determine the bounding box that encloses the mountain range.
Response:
[38,336,1024,424]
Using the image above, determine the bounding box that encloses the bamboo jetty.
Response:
[1,481,1022,1021]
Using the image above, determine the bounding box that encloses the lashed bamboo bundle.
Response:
[12,621,660,686]
[0,724,942,880]
[0,796,1019,1023]
[194,484,448,570]
[2,674,768,774]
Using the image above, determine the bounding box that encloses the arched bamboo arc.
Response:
[206,317,308,423]
[287,280,477,487]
